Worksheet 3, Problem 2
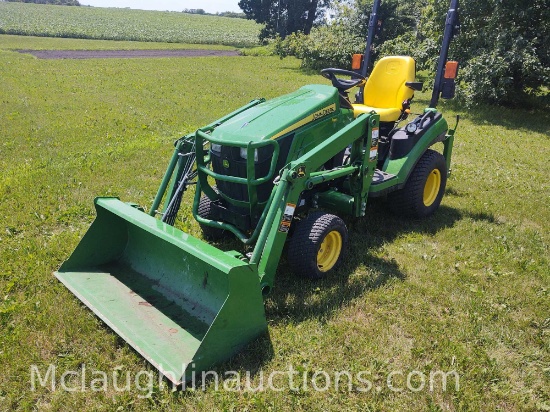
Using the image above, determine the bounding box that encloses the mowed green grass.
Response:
[0,34,549,411]
[0,2,260,47]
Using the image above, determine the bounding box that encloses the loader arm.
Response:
[251,111,379,292]
[150,98,266,219]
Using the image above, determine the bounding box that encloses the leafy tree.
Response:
[449,0,548,105]
[275,0,550,106]
[238,0,330,41]
[275,0,416,70]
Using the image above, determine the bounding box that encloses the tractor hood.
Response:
[210,84,340,143]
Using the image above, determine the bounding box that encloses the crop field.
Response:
[0,2,260,47]
[0,34,549,411]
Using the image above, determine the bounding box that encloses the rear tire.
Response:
[388,149,447,218]
[197,192,227,241]
[288,211,348,279]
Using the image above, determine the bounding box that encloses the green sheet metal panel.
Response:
[55,198,267,384]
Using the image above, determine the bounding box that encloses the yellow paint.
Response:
[317,230,343,272]
[352,56,416,123]
[423,169,441,206]
[270,104,336,140]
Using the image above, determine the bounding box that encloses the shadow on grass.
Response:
[114,201,496,386]
[210,329,275,383]
[264,200,496,327]
[210,202,499,381]
[114,201,499,390]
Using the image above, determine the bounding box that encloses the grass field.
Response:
[0,34,549,411]
[0,2,260,47]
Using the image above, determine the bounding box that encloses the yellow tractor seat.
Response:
[352,56,417,122]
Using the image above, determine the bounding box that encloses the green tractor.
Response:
[55,0,460,384]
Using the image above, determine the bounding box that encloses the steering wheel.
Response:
[321,68,366,92]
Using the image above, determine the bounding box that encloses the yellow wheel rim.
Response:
[317,230,343,272]
[423,169,441,206]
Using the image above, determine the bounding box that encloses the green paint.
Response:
[56,82,455,383]
[55,198,266,384]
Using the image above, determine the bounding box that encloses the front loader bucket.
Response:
[54,197,267,385]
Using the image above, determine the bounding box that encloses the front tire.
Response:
[389,149,447,218]
[197,192,227,241]
[288,212,348,279]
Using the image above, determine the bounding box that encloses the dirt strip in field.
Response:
[17,49,241,59]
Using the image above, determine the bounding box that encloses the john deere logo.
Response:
[223,159,230,168]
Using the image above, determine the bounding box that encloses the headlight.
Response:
[210,143,222,153]
[240,147,259,162]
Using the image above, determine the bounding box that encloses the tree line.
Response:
[183,9,247,19]
[4,0,81,5]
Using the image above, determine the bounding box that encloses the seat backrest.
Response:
[363,56,416,109]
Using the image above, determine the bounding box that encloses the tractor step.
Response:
[371,170,397,185]
[368,170,399,198]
